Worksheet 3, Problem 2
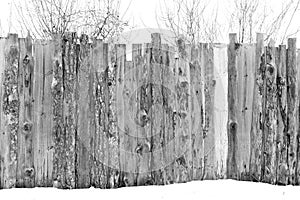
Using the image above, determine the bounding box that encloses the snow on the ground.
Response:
[0,180,299,200]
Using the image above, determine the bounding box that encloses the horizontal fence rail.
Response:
[0,32,299,189]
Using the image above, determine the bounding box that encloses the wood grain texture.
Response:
[262,41,277,184]
[249,33,265,182]
[17,34,34,188]
[32,40,44,186]
[52,35,65,188]
[189,45,204,180]
[92,40,108,188]
[236,44,255,180]
[150,33,166,185]
[76,35,91,188]
[296,48,300,185]
[1,32,300,189]
[0,37,7,189]
[287,38,297,185]
[161,44,177,184]
[201,43,215,180]
[174,39,192,183]
[276,45,288,185]
[227,34,238,179]
[213,44,228,179]
[1,34,20,189]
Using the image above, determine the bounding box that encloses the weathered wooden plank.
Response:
[202,43,215,180]
[43,41,54,186]
[242,44,255,180]
[262,40,277,184]
[173,38,192,183]
[106,43,120,188]
[76,35,91,188]
[0,34,20,189]
[149,33,165,185]
[249,33,264,182]
[213,44,228,179]
[296,48,300,185]
[52,35,66,188]
[161,44,176,184]
[286,38,297,185]
[16,37,25,187]
[235,44,255,180]
[32,40,44,186]
[16,34,34,188]
[227,34,238,179]
[0,37,7,189]
[62,33,77,188]
[118,44,137,186]
[92,40,108,188]
[131,43,143,186]
[276,45,288,185]
[136,43,152,185]
[189,45,199,180]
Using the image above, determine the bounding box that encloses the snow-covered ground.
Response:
[0,180,299,200]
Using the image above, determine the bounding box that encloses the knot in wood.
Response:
[25,167,34,177]
[23,55,30,65]
[23,121,33,132]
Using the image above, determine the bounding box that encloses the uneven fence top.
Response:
[0,32,300,189]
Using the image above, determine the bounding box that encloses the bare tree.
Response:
[14,0,131,40]
[157,0,221,45]
[228,0,300,43]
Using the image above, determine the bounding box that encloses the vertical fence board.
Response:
[93,41,108,188]
[108,43,120,188]
[236,44,255,180]
[189,45,203,180]
[213,44,228,179]
[76,35,91,188]
[0,37,7,188]
[243,45,255,179]
[52,35,66,188]
[1,34,20,188]
[227,34,238,179]
[276,45,288,185]
[150,34,165,184]
[16,37,25,187]
[114,44,125,187]
[287,38,297,185]
[162,45,176,184]
[33,41,44,186]
[249,33,264,182]
[135,43,152,185]
[132,43,144,186]
[174,39,192,182]
[44,41,54,186]
[121,43,137,186]
[17,35,34,187]
[131,43,143,186]
[263,41,277,184]
[235,44,244,180]
[202,43,215,180]
[296,48,300,184]
[62,33,77,188]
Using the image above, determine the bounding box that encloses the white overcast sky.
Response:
[0,0,299,45]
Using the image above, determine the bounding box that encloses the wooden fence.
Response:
[0,32,299,189]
